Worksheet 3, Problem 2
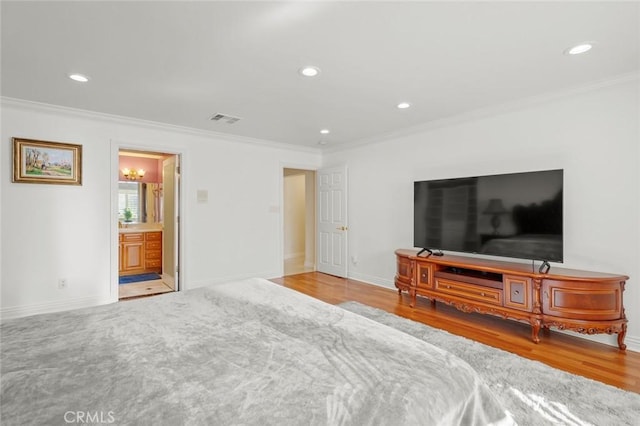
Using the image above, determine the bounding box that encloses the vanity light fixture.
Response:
[68,73,90,82]
[122,168,145,180]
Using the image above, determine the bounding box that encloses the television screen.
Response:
[414,169,563,262]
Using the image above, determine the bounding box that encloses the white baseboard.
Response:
[188,270,281,290]
[1,295,114,321]
[1,271,281,320]
[162,273,176,291]
[624,335,640,354]
[347,271,394,289]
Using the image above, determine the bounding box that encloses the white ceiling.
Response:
[2,1,638,149]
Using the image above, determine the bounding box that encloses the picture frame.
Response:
[13,138,83,185]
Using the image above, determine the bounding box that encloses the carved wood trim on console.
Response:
[394,249,629,350]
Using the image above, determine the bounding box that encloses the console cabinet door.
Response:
[504,275,532,312]
[414,262,433,289]
[542,280,623,320]
[396,256,412,285]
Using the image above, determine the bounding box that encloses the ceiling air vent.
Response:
[209,113,242,124]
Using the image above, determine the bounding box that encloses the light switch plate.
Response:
[197,189,208,203]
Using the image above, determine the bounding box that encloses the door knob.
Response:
[336,226,348,231]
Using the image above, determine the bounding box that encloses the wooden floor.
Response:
[271,272,640,394]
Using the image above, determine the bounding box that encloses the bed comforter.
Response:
[1,278,513,425]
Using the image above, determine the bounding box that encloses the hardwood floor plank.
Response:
[270,272,640,394]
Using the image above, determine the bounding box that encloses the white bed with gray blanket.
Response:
[1,278,513,425]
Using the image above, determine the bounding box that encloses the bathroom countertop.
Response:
[119,226,163,233]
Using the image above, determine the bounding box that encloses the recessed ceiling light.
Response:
[299,66,320,77]
[320,129,330,135]
[68,73,89,82]
[397,102,411,109]
[564,43,593,55]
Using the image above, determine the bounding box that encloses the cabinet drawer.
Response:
[122,233,144,242]
[145,232,162,241]
[145,259,162,268]
[435,278,502,305]
[146,241,162,250]
[145,250,162,260]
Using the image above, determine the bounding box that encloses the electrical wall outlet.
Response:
[58,278,68,289]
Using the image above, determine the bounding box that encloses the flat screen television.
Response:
[414,169,563,262]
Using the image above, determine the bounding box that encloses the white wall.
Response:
[0,99,321,317]
[323,77,640,351]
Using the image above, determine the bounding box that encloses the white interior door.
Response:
[162,155,180,290]
[317,165,348,277]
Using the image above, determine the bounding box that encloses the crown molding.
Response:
[323,72,639,154]
[1,97,322,155]
[4,71,636,157]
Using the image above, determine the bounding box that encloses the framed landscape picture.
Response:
[13,138,82,185]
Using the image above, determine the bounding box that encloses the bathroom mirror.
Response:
[118,181,163,223]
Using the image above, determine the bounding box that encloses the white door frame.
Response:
[162,155,180,291]
[278,163,319,278]
[110,140,186,303]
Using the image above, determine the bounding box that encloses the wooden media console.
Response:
[395,249,628,350]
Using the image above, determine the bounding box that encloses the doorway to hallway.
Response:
[283,168,316,276]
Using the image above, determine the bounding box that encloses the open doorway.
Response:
[118,150,180,300]
[283,168,316,276]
